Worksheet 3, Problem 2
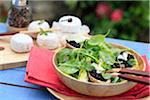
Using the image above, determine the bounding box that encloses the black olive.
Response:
[121,61,133,68]
[126,63,132,67]
[114,51,136,68]
[127,54,134,60]
[66,40,80,48]
[91,61,94,63]
[112,63,120,68]
[90,70,107,81]
[127,54,135,67]
[120,51,125,55]
[118,58,125,62]
[122,61,130,67]
[113,60,132,68]
[88,32,92,35]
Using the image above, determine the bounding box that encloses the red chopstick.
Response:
[118,74,150,85]
[110,68,150,85]
[119,68,150,77]
[0,31,18,36]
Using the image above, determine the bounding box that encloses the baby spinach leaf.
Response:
[39,28,48,36]
[85,64,94,71]
[88,34,105,45]
[127,58,136,66]
[112,77,120,83]
[57,48,71,63]
[99,51,116,65]
[101,62,112,70]
[87,29,110,46]
[102,73,112,80]
[80,52,99,63]
[58,66,79,74]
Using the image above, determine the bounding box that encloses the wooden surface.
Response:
[0,36,30,70]
[47,88,150,100]
[47,88,81,100]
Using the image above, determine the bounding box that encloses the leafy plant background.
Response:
[0,1,149,43]
[65,1,149,43]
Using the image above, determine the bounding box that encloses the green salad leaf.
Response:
[101,62,112,70]
[112,77,120,83]
[102,73,112,80]
[58,66,79,74]
[88,34,105,45]
[127,58,136,66]
[39,28,48,36]
[88,29,110,46]
[57,48,72,63]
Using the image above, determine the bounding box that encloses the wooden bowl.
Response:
[53,43,145,97]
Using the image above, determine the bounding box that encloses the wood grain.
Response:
[0,35,62,70]
[119,68,150,77]
[0,31,18,36]
[118,74,150,85]
[0,36,30,70]
[47,88,150,100]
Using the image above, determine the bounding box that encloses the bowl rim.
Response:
[53,42,146,86]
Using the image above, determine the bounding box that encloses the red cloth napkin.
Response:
[25,46,150,99]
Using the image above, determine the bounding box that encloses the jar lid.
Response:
[13,0,27,6]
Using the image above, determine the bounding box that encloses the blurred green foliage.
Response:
[65,1,149,42]
[0,1,149,42]
[0,4,7,23]
[0,17,7,22]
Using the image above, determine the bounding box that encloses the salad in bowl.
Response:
[53,31,145,96]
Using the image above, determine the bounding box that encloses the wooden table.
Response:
[0,38,149,100]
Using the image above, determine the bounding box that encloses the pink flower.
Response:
[96,2,112,18]
[110,9,124,22]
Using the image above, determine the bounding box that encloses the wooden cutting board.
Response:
[0,33,89,70]
[0,36,31,70]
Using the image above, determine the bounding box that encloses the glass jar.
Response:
[8,0,32,28]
